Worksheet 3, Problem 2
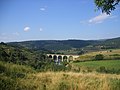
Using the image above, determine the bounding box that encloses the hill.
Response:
[0,43,54,71]
[8,40,93,51]
[8,37,120,54]
[0,43,70,71]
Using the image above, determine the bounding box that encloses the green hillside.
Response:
[8,37,120,54]
[0,43,52,71]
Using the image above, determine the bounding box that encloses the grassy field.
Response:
[1,61,120,90]
[73,60,120,69]
[81,49,120,56]
[76,49,120,61]
[26,72,120,90]
[73,60,120,73]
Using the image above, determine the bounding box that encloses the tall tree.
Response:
[95,0,120,14]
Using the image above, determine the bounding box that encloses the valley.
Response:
[0,37,120,90]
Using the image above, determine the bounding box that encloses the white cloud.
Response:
[24,26,30,32]
[40,6,47,11]
[89,13,110,24]
[40,8,46,11]
[39,28,43,31]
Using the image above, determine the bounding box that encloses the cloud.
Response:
[80,13,117,25]
[40,6,47,11]
[88,13,110,24]
[24,26,30,32]
[39,28,43,31]
[40,8,46,11]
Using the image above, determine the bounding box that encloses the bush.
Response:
[95,54,104,60]
[96,66,106,73]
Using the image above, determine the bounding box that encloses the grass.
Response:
[81,49,120,56]
[76,49,120,61]
[1,60,120,90]
[15,72,120,90]
[73,60,120,69]
[73,60,120,74]
[0,61,36,90]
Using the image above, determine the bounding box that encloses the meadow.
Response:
[73,60,120,74]
[1,60,120,90]
[76,49,120,61]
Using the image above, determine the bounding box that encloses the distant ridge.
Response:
[8,37,120,51]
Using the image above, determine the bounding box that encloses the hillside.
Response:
[0,43,70,71]
[8,37,120,52]
[0,43,54,71]
[8,40,92,51]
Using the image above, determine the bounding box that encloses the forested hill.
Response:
[8,37,120,51]
[8,40,96,51]
[0,42,55,70]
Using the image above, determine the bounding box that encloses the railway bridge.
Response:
[47,54,79,62]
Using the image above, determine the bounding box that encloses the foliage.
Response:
[1,60,120,90]
[95,54,104,60]
[0,61,36,90]
[95,0,120,14]
[78,50,84,55]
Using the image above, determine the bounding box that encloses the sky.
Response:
[0,0,120,42]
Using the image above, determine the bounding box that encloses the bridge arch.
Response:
[48,55,52,59]
[53,55,57,61]
[63,56,68,62]
[58,56,62,62]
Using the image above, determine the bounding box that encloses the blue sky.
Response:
[0,0,120,42]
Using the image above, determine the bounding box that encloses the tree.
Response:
[95,0,120,14]
[78,50,84,55]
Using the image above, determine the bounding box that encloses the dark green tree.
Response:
[95,0,120,14]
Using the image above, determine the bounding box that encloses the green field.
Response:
[76,49,120,61]
[73,60,120,73]
[74,60,120,69]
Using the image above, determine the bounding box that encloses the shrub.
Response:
[96,66,106,73]
[95,54,104,60]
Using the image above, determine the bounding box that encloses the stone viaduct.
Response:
[47,54,79,62]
